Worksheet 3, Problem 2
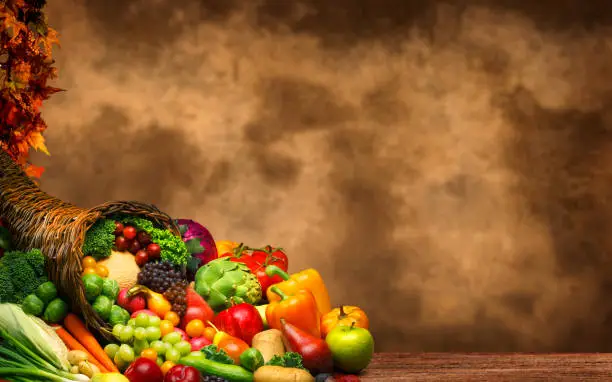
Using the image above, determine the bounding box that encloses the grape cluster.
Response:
[163,280,189,317]
[137,261,186,293]
[201,376,229,382]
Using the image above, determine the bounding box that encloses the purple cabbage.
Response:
[175,219,218,281]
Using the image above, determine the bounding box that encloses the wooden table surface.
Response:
[361,353,612,381]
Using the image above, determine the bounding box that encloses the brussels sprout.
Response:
[43,298,68,323]
[108,305,130,326]
[35,281,58,305]
[101,279,120,301]
[92,295,113,321]
[22,294,45,316]
[82,273,103,302]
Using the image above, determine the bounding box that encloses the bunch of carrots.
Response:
[54,313,118,373]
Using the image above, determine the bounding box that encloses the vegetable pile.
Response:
[0,218,374,382]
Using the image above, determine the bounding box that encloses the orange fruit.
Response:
[140,348,157,361]
[164,311,180,326]
[160,361,175,375]
[83,267,97,276]
[159,320,174,337]
[203,326,216,341]
[82,256,97,268]
[95,264,109,278]
[185,319,204,338]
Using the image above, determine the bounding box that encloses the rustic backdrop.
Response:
[37,0,612,352]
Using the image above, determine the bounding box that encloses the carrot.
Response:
[63,313,118,372]
[53,325,109,373]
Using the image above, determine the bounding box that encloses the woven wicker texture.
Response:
[0,148,180,340]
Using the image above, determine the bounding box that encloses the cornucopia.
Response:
[0,147,375,382]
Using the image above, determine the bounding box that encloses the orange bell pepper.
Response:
[266,286,321,338]
[266,266,332,315]
[208,321,250,364]
[320,305,370,338]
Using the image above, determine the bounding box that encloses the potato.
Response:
[70,365,80,374]
[254,366,314,382]
[78,360,100,378]
[252,329,285,363]
[67,350,89,365]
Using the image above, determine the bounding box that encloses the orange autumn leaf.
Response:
[25,163,44,178]
[0,0,60,177]
[26,131,49,155]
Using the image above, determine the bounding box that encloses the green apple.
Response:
[255,304,269,328]
[325,324,374,373]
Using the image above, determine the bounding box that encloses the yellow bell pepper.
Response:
[265,266,332,315]
[216,240,239,256]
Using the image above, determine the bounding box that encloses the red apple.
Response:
[164,365,200,382]
[117,288,146,313]
[189,336,212,351]
[131,309,157,319]
[124,357,163,382]
[212,303,263,345]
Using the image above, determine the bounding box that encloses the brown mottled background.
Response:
[34,0,612,352]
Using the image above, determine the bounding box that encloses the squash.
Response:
[97,251,139,290]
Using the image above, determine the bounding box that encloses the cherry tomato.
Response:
[123,226,137,240]
[95,264,109,278]
[137,231,151,246]
[159,320,174,337]
[185,319,204,338]
[203,327,216,341]
[146,243,161,259]
[82,256,97,268]
[83,267,97,276]
[164,311,180,326]
[140,348,157,361]
[129,239,141,254]
[115,236,128,251]
[160,361,175,375]
[135,250,149,267]
[113,221,124,235]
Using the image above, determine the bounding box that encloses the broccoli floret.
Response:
[83,219,116,260]
[0,249,47,303]
[21,248,46,277]
[113,214,188,266]
[0,263,15,303]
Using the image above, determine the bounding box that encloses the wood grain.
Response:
[361,353,612,381]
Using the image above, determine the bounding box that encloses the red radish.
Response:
[117,288,146,313]
[174,327,188,341]
[131,309,157,319]
[123,226,137,240]
[190,336,212,351]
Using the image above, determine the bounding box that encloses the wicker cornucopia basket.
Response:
[0,148,180,341]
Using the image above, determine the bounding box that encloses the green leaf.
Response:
[185,238,205,255]
[178,224,188,236]
[201,345,235,365]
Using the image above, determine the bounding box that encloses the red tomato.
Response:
[123,226,137,240]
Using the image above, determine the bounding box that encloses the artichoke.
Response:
[194,257,262,311]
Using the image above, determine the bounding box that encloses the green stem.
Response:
[0,368,69,382]
[269,286,288,301]
[0,328,56,371]
[265,265,290,280]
